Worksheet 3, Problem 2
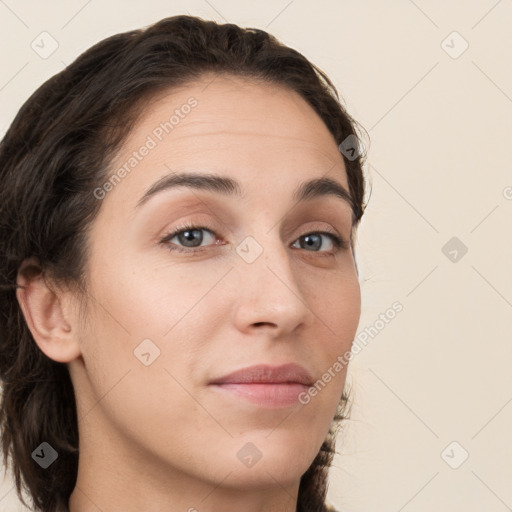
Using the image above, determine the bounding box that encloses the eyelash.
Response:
[159,221,350,255]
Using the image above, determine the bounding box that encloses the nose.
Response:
[231,236,315,338]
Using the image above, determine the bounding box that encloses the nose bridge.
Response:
[232,224,313,332]
[239,217,295,287]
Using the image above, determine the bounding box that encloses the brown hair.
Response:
[0,14,368,512]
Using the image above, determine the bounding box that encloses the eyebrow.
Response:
[135,171,355,215]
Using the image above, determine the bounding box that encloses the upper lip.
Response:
[209,363,314,386]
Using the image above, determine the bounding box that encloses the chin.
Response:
[213,435,319,489]
[223,459,310,491]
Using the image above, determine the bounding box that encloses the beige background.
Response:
[1,1,511,510]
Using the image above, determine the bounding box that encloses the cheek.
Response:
[87,250,203,337]
[334,286,361,347]
[74,270,206,438]
[80,253,223,386]
[311,269,361,348]
[299,272,360,405]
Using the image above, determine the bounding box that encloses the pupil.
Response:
[182,229,201,246]
[304,234,320,250]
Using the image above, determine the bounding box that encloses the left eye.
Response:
[291,232,343,252]
[160,225,348,254]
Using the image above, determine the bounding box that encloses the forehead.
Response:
[136,73,337,144]
[103,74,349,212]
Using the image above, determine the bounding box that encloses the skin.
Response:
[16,73,361,512]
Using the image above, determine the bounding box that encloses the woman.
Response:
[0,14,368,512]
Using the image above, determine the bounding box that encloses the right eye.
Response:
[160,222,223,253]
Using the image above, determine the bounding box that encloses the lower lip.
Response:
[210,383,309,408]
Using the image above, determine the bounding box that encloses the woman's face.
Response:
[68,74,361,499]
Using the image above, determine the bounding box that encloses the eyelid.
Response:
[160,221,215,239]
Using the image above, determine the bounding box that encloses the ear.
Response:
[16,257,82,363]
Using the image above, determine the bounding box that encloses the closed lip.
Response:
[209,363,314,386]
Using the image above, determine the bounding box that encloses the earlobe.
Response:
[16,257,82,363]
